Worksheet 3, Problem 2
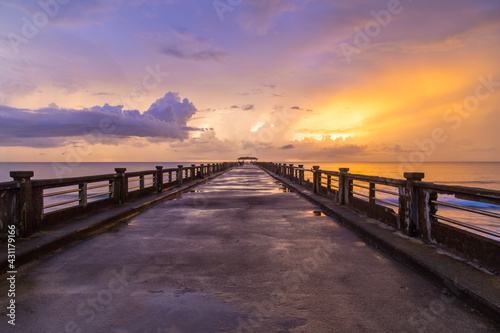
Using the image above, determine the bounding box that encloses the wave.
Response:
[438,197,500,210]
[376,196,500,210]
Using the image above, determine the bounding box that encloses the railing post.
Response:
[403,172,425,237]
[10,171,39,236]
[140,175,145,190]
[414,187,438,243]
[289,164,294,180]
[168,170,172,183]
[191,164,196,181]
[327,175,332,193]
[338,168,350,205]
[79,183,88,206]
[369,182,376,205]
[114,168,127,204]
[156,166,163,192]
[298,165,304,185]
[312,166,320,193]
[200,164,205,177]
[177,165,183,186]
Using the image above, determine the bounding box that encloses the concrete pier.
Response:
[0,165,497,332]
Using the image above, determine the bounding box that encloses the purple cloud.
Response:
[0,92,198,147]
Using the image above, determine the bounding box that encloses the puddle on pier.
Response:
[310,210,326,216]
[273,181,294,193]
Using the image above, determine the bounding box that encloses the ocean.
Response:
[0,162,499,234]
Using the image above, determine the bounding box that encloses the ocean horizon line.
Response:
[1,161,500,164]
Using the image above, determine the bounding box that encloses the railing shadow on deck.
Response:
[0,163,236,241]
[257,162,500,274]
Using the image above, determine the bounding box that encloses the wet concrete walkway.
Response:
[0,165,497,332]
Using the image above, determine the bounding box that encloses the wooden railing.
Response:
[0,163,235,239]
[257,162,500,273]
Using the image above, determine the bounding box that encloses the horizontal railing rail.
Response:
[0,162,236,240]
[257,162,500,273]
[413,182,500,239]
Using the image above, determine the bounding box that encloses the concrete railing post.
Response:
[369,182,376,205]
[200,164,205,178]
[191,164,196,181]
[114,168,127,204]
[156,166,163,192]
[10,171,41,236]
[298,165,304,185]
[79,183,88,206]
[289,164,294,180]
[177,165,184,186]
[403,172,425,237]
[312,166,320,193]
[338,168,350,205]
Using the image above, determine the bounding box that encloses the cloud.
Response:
[242,104,255,111]
[0,81,37,104]
[158,27,229,61]
[0,92,197,147]
[279,144,294,149]
[0,0,128,26]
[296,127,358,134]
[238,0,311,35]
[169,129,237,158]
[238,88,263,96]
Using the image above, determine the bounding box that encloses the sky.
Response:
[0,0,499,164]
